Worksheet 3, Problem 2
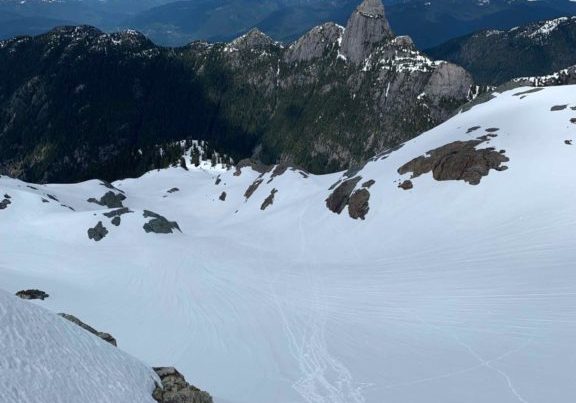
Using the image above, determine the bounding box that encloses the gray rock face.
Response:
[88,221,109,241]
[152,367,213,403]
[340,0,394,64]
[143,210,181,234]
[285,23,343,63]
[58,313,117,346]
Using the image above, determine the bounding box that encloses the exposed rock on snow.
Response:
[260,189,277,211]
[88,221,109,241]
[398,138,509,185]
[0,197,11,210]
[15,289,49,300]
[58,313,117,347]
[103,207,133,218]
[88,191,127,208]
[325,176,362,215]
[143,210,181,234]
[167,188,180,194]
[219,192,227,201]
[348,189,370,220]
[244,179,264,200]
[551,105,568,111]
[152,367,212,403]
[398,180,413,190]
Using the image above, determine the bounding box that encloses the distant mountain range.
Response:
[427,16,576,85]
[2,0,576,48]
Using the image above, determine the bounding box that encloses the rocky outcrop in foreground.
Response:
[153,367,213,403]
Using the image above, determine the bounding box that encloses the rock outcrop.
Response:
[398,137,509,185]
[152,367,213,403]
[285,23,343,63]
[340,0,394,64]
[58,314,117,346]
[348,189,370,220]
[143,210,181,234]
[15,289,49,300]
[88,192,126,209]
[326,176,362,215]
[88,221,109,241]
[260,189,277,210]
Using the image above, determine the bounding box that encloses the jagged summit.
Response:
[341,0,394,64]
[357,0,386,18]
[229,28,275,50]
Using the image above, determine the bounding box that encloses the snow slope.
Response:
[0,289,158,403]
[1,85,576,402]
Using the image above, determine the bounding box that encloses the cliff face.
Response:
[0,0,473,182]
[340,0,394,64]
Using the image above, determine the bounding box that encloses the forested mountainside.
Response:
[0,0,472,183]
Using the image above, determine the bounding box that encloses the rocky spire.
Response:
[340,0,394,64]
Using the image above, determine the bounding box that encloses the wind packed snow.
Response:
[0,289,158,403]
[1,86,576,402]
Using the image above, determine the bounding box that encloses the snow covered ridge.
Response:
[476,15,576,41]
[2,85,576,402]
[0,289,159,403]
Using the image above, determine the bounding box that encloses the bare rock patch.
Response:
[244,179,263,200]
[261,189,278,211]
[58,313,117,346]
[348,189,370,220]
[398,180,413,190]
[219,192,227,201]
[16,289,49,300]
[398,138,509,185]
[551,105,568,111]
[88,191,126,208]
[326,176,362,215]
[88,221,109,241]
[143,210,181,234]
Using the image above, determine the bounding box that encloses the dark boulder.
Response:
[15,289,49,300]
[219,192,227,201]
[398,180,413,190]
[88,221,109,241]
